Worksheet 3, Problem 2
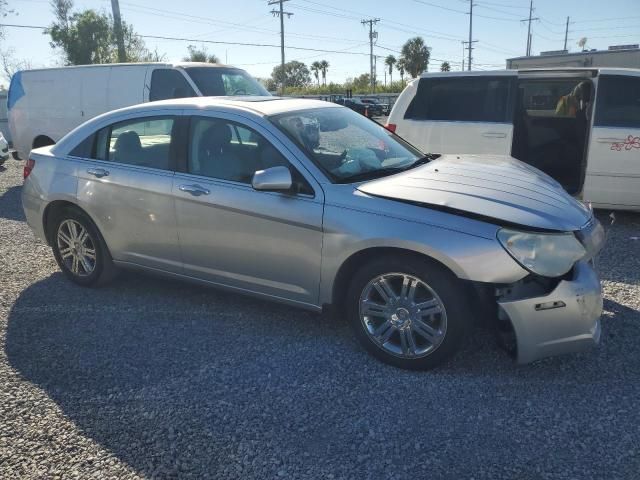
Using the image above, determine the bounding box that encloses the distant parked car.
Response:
[23,97,605,370]
[361,97,389,115]
[8,62,269,160]
[342,98,383,116]
[0,131,9,164]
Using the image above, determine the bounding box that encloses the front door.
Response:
[584,74,640,209]
[75,115,183,272]
[173,114,324,307]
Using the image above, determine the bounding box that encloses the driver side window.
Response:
[187,117,313,194]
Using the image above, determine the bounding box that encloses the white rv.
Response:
[8,62,269,159]
[387,68,640,210]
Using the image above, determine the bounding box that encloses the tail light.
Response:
[385,123,397,133]
[23,158,35,179]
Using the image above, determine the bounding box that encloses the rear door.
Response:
[399,74,516,154]
[584,74,640,209]
[74,113,183,272]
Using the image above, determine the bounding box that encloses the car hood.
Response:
[357,154,592,231]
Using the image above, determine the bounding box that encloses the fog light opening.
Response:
[534,300,566,311]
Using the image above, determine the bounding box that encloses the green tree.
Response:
[440,61,451,72]
[400,37,430,78]
[310,61,321,86]
[271,61,311,88]
[47,0,153,64]
[319,59,329,86]
[385,55,396,85]
[184,45,219,63]
[396,57,406,85]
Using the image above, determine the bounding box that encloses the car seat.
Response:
[113,131,142,164]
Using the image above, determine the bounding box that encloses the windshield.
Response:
[271,107,424,182]
[185,67,269,96]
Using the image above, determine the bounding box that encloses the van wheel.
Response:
[346,256,469,370]
[51,207,116,287]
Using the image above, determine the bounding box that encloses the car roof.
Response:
[112,96,341,117]
[20,62,243,74]
[418,67,640,78]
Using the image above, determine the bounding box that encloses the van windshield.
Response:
[184,67,269,97]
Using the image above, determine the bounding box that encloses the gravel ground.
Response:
[1,157,639,479]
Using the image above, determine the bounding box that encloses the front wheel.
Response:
[347,256,469,370]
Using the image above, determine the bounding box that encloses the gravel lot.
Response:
[1,157,639,479]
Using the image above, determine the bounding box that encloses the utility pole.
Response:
[521,0,540,56]
[110,0,126,63]
[563,16,570,51]
[467,0,474,71]
[463,40,477,71]
[269,0,293,93]
[361,18,380,93]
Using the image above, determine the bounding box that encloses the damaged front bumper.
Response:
[498,260,603,364]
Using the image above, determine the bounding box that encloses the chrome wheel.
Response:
[56,219,96,277]
[359,273,447,359]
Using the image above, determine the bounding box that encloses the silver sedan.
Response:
[22,97,605,369]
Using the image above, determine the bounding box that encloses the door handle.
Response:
[482,132,507,138]
[596,137,626,143]
[87,168,109,178]
[179,184,210,196]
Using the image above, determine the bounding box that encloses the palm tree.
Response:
[397,58,406,85]
[385,55,396,86]
[310,61,321,87]
[440,61,451,72]
[400,37,430,78]
[319,60,329,86]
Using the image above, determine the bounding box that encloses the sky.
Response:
[1,0,639,84]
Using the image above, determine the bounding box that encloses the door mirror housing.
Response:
[252,166,293,192]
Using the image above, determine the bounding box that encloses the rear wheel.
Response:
[51,208,116,287]
[347,256,469,370]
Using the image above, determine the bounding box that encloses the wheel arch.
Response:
[42,200,100,247]
[329,247,461,310]
[32,135,55,149]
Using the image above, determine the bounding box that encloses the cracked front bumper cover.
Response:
[498,261,603,364]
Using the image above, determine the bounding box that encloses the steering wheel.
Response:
[232,89,247,95]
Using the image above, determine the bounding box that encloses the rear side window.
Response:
[404,77,512,123]
[149,69,196,102]
[90,117,177,170]
[69,134,95,158]
[594,75,640,128]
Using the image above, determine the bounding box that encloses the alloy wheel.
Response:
[56,219,96,277]
[359,272,447,359]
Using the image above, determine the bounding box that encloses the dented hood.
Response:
[357,154,592,231]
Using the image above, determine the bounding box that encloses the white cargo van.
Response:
[8,62,269,159]
[388,68,640,210]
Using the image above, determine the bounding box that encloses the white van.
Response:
[8,62,269,159]
[388,69,640,210]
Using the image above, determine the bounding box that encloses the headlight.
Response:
[497,228,586,277]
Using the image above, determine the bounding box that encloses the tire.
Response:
[51,207,117,287]
[346,255,470,370]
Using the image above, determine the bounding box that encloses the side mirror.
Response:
[252,166,293,192]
